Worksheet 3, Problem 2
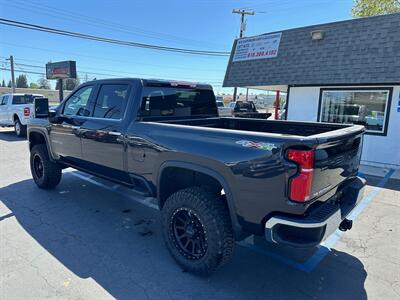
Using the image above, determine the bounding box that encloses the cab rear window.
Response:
[235,101,255,111]
[139,87,217,119]
[12,95,35,105]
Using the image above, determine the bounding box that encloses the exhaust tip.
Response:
[339,219,353,231]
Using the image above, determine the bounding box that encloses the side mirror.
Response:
[33,97,49,118]
[77,107,91,117]
[48,109,57,119]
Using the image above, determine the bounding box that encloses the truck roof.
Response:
[1,93,44,97]
[82,78,213,89]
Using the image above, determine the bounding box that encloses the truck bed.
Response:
[144,116,364,206]
[153,116,353,137]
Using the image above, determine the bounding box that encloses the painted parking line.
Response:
[0,212,14,221]
[238,169,395,273]
[346,169,395,221]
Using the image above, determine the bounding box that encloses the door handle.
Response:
[108,131,122,136]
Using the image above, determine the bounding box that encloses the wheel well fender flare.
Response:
[157,160,243,238]
[28,129,55,161]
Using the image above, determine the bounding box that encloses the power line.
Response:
[14,62,38,84]
[1,60,224,85]
[12,62,43,69]
[7,0,225,49]
[0,43,226,71]
[10,61,223,83]
[0,18,230,57]
[0,67,44,76]
[0,67,224,86]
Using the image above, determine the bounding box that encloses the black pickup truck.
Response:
[230,100,272,119]
[28,78,366,275]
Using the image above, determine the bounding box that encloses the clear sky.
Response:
[0,0,353,94]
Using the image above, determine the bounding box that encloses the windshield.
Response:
[216,101,224,107]
[140,87,217,119]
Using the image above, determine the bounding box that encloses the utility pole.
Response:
[6,55,15,93]
[232,9,254,102]
[58,79,63,101]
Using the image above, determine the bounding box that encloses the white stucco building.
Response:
[287,86,399,168]
[223,13,400,168]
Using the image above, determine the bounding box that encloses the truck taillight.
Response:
[24,107,30,116]
[286,149,315,202]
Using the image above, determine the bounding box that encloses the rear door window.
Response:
[92,84,130,119]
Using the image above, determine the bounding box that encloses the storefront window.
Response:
[320,89,391,134]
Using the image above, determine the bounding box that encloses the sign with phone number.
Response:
[233,32,282,62]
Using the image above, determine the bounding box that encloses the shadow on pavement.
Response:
[0,173,367,300]
[363,173,400,192]
[0,130,25,142]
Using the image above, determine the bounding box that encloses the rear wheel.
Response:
[14,118,26,137]
[30,144,62,189]
[161,187,234,275]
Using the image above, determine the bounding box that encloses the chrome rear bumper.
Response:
[264,176,366,248]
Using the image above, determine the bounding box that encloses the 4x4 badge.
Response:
[236,140,278,151]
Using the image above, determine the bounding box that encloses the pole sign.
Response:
[46,61,77,79]
[233,32,282,62]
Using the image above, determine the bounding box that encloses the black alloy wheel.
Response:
[161,187,235,275]
[170,208,208,260]
[30,144,62,189]
[33,154,44,179]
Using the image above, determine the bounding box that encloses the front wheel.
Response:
[161,187,235,275]
[30,144,62,189]
[14,118,26,137]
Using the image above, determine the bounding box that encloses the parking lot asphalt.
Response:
[1,128,399,300]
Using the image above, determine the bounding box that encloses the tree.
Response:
[7,80,12,88]
[352,0,400,17]
[30,82,39,89]
[66,78,80,90]
[16,74,28,88]
[1,80,5,87]
[38,77,51,89]
[56,78,80,91]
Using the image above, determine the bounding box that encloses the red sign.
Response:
[46,61,77,79]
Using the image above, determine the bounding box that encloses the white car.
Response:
[0,93,44,137]
[216,100,232,117]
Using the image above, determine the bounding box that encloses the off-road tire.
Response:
[30,144,62,189]
[161,187,234,275]
[14,118,27,137]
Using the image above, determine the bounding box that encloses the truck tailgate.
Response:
[311,125,364,199]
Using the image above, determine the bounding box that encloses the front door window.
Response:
[63,86,94,116]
